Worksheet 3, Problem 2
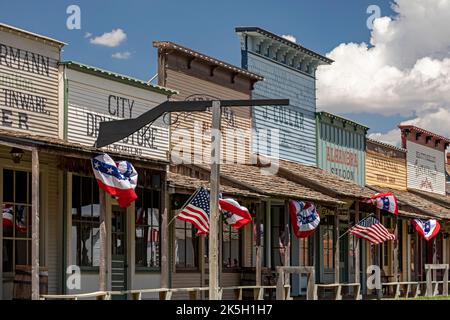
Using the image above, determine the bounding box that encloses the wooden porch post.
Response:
[334,212,340,284]
[31,148,40,300]
[208,100,221,300]
[161,208,169,288]
[443,235,447,265]
[99,189,107,292]
[407,221,412,282]
[393,217,399,281]
[354,202,360,285]
[255,202,263,286]
[283,200,290,284]
[375,207,382,299]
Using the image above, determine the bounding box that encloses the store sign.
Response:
[0,31,60,136]
[322,144,363,184]
[247,52,317,165]
[66,69,169,160]
[406,141,446,195]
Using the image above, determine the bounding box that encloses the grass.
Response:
[401,296,450,300]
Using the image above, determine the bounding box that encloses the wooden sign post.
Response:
[209,101,221,300]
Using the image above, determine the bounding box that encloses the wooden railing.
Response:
[40,285,278,300]
[40,291,111,300]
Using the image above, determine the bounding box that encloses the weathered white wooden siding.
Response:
[406,141,446,195]
[65,68,169,161]
[0,28,61,137]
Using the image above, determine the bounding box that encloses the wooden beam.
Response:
[255,202,263,286]
[284,200,290,285]
[99,189,107,291]
[208,100,221,300]
[161,208,169,288]
[375,207,382,299]
[31,148,40,300]
[334,213,340,284]
[393,216,399,281]
[0,140,34,151]
[407,222,412,282]
[354,202,360,285]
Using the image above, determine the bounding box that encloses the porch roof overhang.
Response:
[276,159,374,200]
[0,129,169,170]
[193,163,344,206]
[408,188,450,210]
[167,172,264,200]
[367,185,449,221]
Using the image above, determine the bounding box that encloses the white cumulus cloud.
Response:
[281,34,297,43]
[90,29,127,47]
[84,32,92,39]
[111,51,131,60]
[317,0,450,146]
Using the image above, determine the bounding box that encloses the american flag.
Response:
[350,216,395,244]
[176,187,210,235]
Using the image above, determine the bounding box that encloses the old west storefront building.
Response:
[316,112,368,186]
[365,137,450,290]
[152,40,348,298]
[60,61,176,295]
[0,22,178,299]
[0,23,65,299]
[235,27,333,165]
[399,126,450,283]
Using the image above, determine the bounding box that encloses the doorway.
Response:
[111,205,127,298]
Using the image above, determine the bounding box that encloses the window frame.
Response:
[2,169,33,274]
[222,223,242,271]
[134,185,162,272]
[174,217,200,271]
[70,174,101,271]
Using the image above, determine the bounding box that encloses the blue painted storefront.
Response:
[248,53,317,165]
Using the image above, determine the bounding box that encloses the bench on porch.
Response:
[313,283,361,300]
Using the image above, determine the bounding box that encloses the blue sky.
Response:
[0,0,404,134]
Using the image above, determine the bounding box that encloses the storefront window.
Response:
[71,175,100,268]
[322,224,334,270]
[175,218,198,269]
[270,205,287,268]
[135,187,161,269]
[222,224,240,269]
[2,169,32,273]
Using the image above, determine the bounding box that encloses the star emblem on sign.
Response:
[107,168,113,174]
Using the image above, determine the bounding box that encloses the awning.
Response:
[167,171,264,199]
[368,185,449,221]
[0,129,168,169]
[277,159,374,199]
[408,188,450,210]
[193,163,344,206]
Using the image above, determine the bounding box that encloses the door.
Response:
[339,224,349,283]
[111,206,127,298]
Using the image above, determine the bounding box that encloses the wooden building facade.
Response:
[0,23,65,299]
[316,112,368,186]
[236,27,333,166]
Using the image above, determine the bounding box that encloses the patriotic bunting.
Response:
[411,219,440,241]
[368,192,398,215]
[288,200,320,238]
[91,153,138,208]
[219,198,252,229]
